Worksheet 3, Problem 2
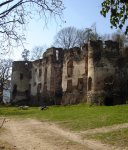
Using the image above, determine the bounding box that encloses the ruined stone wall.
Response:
[62,47,87,105]
[87,40,128,105]
[49,48,63,105]
[41,47,63,105]
[10,61,31,105]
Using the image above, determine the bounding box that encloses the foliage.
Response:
[79,96,86,104]
[21,49,30,61]
[89,102,93,107]
[100,0,128,34]
[84,23,101,41]
[98,97,104,105]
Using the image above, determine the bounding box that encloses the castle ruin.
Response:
[10,40,128,106]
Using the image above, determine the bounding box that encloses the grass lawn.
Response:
[83,128,128,147]
[1,104,128,148]
[0,104,128,131]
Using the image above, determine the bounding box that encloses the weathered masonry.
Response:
[10,40,128,106]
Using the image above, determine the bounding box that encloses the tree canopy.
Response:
[100,0,128,34]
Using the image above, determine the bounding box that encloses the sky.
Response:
[13,0,128,61]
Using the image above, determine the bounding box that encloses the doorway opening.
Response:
[104,97,113,106]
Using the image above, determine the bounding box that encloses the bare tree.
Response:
[53,27,79,49]
[76,29,88,48]
[31,45,47,60]
[111,30,128,48]
[101,30,128,48]
[0,0,65,53]
[0,59,12,103]
[53,26,101,49]
[101,33,111,42]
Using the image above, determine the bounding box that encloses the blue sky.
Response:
[13,0,128,60]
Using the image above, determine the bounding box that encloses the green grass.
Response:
[0,104,128,131]
[83,128,128,147]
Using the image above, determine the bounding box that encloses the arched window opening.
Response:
[37,83,42,93]
[70,49,74,56]
[78,78,83,91]
[67,60,73,77]
[88,77,92,91]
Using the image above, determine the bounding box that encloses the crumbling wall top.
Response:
[12,61,32,72]
[104,40,119,52]
[89,40,103,50]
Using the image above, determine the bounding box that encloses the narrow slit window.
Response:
[20,73,23,80]
[67,60,73,77]
[56,50,59,60]
[37,83,42,93]
[30,71,32,79]
[45,68,47,80]
[39,69,42,76]
[88,77,92,91]
[29,84,31,94]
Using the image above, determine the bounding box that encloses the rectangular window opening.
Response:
[20,73,23,80]
[30,71,32,79]
[29,84,31,94]
[78,78,83,91]
[45,68,47,79]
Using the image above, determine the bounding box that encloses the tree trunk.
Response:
[0,84,3,103]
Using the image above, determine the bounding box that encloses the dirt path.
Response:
[0,118,127,150]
